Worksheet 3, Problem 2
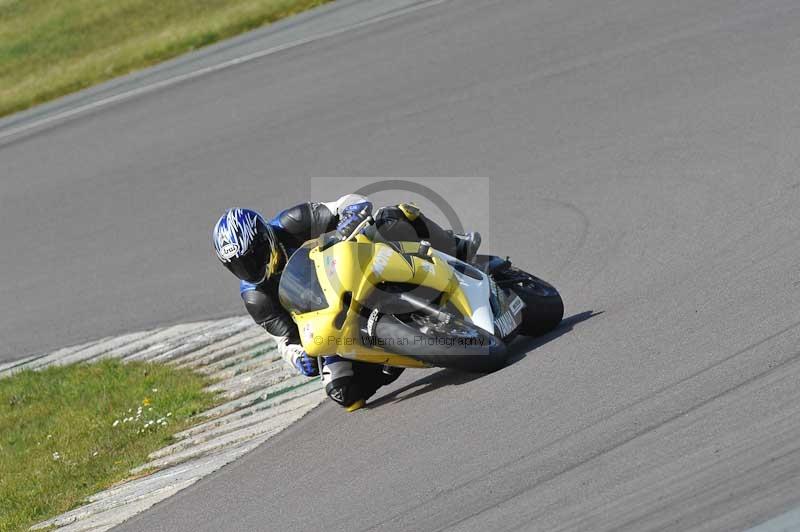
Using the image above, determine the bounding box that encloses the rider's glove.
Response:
[287,344,319,377]
[336,201,372,239]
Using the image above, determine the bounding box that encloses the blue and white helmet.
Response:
[212,208,271,283]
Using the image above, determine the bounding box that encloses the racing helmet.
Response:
[212,208,277,284]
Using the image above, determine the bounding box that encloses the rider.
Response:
[212,195,481,409]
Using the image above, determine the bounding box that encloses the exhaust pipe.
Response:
[398,293,451,323]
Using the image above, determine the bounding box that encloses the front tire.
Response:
[373,314,508,373]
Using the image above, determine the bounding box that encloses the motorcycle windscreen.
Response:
[278,246,329,313]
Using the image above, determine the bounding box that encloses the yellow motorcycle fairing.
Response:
[287,234,472,368]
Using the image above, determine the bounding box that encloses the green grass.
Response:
[0,0,331,117]
[0,359,220,532]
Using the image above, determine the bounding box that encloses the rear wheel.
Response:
[500,267,564,336]
[373,314,508,373]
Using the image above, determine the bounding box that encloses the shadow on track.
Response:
[367,310,602,409]
[504,310,603,366]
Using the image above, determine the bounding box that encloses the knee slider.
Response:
[325,377,363,407]
[322,357,360,407]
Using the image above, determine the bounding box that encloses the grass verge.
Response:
[0,0,331,118]
[0,359,220,532]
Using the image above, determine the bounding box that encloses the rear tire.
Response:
[373,314,508,373]
[503,268,564,336]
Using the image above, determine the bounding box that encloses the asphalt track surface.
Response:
[4,0,800,530]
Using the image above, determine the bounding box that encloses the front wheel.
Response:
[372,314,508,373]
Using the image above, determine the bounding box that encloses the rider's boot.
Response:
[322,358,404,410]
[322,356,362,408]
[453,231,482,262]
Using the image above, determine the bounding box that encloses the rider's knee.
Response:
[322,356,361,407]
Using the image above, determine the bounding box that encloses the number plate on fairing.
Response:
[494,294,525,337]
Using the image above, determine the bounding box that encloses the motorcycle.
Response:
[277,216,564,375]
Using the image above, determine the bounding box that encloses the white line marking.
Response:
[747,507,800,532]
[0,0,448,143]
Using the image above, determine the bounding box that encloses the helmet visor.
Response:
[225,243,269,283]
